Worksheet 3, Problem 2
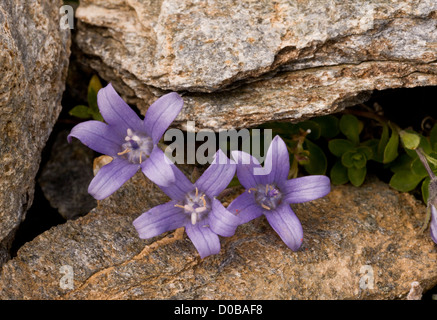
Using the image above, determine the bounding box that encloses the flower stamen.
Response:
[261,203,271,210]
[117,148,131,156]
[200,194,207,207]
[191,212,198,225]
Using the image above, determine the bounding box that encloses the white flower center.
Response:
[249,184,283,210]
[118,128,153,164]
[175,187,211,225]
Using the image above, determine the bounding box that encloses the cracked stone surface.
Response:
[75,0,437,129]
[0,170,436,299]
[0,0,70,266]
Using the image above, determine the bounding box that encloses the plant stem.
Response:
[416,147,436,180]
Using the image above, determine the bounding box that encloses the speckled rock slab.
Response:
[0,172,436,299]
[75,0,437,129]
[0,0,70,266]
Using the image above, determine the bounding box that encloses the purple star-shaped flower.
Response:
[68,83,183,200]
[133,150,240,258]
[228,135,331,251]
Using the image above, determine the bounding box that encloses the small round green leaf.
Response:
[339,114,360,145]
[341,150,356,168]
[330,160,349,185]
[328,139,355,157]
[389,169,424,192]
[69,105,92,119]
[383,127,399,164]
[411,156,430,178]
[399,130,421,150]
[348,166,367,187]
[303,139,327,175]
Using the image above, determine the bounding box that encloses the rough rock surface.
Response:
[0,0,70,266]
[75,0,437,129]
[38,130,97,220]
[0,171,436,300]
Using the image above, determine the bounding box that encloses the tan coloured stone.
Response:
[0,172,436,300]
[0,0,70,265]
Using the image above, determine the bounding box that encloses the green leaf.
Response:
[411,156,430,178]
[339,114,360,145]
[399,130,421,150]
[361,139,379,161]
[356,145,373,161]
[422,177,431,204]
[383,125,399,164]
[389,154,413,173]
[69,105,92,119]
[348,166,366,187]
[312,115,340,139]
[303,139,327,175]
[389,169,424,192]
[405,134,432,158]
[88,75,103,113]
[341,150,356,168]
[424,152,437,168]
[91,111,104,122]
[328,139,355,157]
[330,160,349,185]
[375,124,389,162]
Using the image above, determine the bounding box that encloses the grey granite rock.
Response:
[0,0,70,266]
[75,0,437,129]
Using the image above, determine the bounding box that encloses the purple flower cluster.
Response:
[69,83,332,258]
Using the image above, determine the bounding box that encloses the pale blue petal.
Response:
[282,175,331,204]
[133,200,187,239]
[264,204,303,251]
[185,222,221,259]
[144,92,184,144]
[209,198,241,237]
[227,191,263,224]
[88,157,139,200]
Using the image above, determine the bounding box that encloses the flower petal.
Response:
[227,191,263,224]
[264,204,304,251]
[133,200,187,239]
[231,150,264,189]
[158,163,194,201]
[144,92,184,144]
[282,175,331,204]
[195,149,236,197]
[141,146,176,187]
[97,83,143,133]
[185,222,221,259]
[262,135,290,185]
[67,120,122,156]
[431,205,437,244]
[209,198,241,237]
[88,157,139,200]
